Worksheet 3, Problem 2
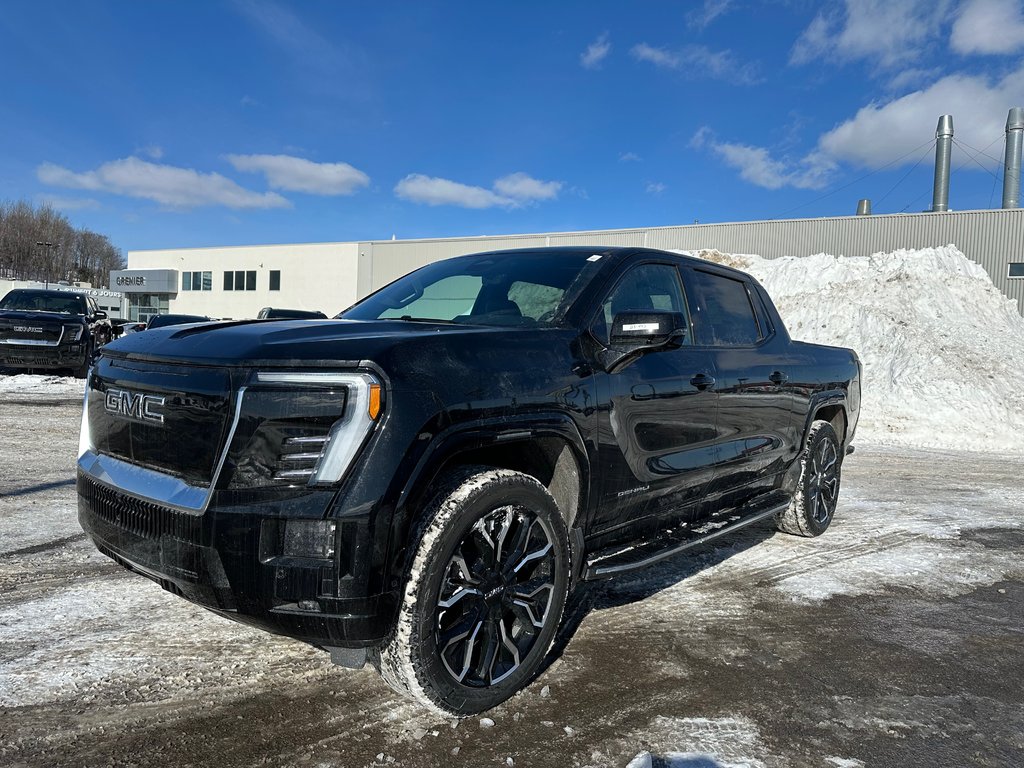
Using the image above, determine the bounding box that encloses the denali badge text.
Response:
[104,389,165,424]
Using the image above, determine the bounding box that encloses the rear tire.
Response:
[776,420,842,537]
[377,466,570,716]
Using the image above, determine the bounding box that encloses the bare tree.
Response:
[0,199,125,286]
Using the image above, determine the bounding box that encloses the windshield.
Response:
[341,251,604,327]
[0,291,86,315]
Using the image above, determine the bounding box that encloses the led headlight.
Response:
[223,371,383,490]
[64,324,84,342]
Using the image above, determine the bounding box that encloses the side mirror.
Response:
[93,311,108,321]
[598,311,688,373]
[610,311,687,346]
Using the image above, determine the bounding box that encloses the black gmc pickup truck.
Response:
[78,247,860,714]
[0,288,112,377]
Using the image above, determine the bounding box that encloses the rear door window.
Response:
[687,269,762,346]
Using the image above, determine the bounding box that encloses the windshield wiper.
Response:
[389,316,460,325]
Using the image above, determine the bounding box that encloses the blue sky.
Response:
[2,0,1024,252]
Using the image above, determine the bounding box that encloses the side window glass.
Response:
[688,270,761,346]
[593,263,691,345]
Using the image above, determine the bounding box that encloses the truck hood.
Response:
[0,309,85,325]
[101,318,519,366]
[98,318,580,398]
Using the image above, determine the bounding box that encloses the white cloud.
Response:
[395,175,513,208]
[631,42,761,84]
[492,172,562,201]
[885,66,943,92]
[790,0,952,69]
[687,0,733,29]
[819,67,1024,169]
[37,157,290,209]
[240,95,260,107]
[395,172,563,209]
[226,154,369,195]
[645,181,667,195]
[713,142,833,190]
[233,0,341,71]
[37,195,101,211]
[951,0,1024,55]
[581,32,611,69]
[136,145,164,160]
[690,126,834,190]
[695,65,1024,190]
[631,43,681,70]
[619,151,642,162]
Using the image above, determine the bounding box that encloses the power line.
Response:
[953,134,1005,166]
[951,138,1002,182]
[989,137,1005,209]
[774,138,935,219]
[874,144,935,210]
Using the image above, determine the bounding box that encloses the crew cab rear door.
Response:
[683,265,800,507]
[589,261,719,541]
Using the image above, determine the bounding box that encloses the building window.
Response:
[183,271,211,291]
[235,270,245,291]
[246,270,256,291]
[1009,263,1024,279]
[269,270,281,291]
[224,271,233,290]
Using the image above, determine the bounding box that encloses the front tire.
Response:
[776,420,842,537]
[73,341,93,379]
[377,467,570,716]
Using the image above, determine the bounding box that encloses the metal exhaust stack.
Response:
[1002,107,1024,209]
[931,115,954,212]
[856,199,872,215]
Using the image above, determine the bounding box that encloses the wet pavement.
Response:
[1,386,1022,767]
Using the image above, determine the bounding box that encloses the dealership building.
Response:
[112,207,1024,323]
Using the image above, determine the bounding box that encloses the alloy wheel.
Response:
[809,438,839,524]
[434,505,556,687]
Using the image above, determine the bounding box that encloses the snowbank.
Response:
[680,245,1024,454]
[0,374,86,397]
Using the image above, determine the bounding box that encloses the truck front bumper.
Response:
[77,472,395,648]
[0,344,87,369]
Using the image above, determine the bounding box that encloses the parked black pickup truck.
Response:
[78,247,860,714]
[0,288,111,377]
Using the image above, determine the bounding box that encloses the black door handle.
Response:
[690,373,716,390]
[769,370,789,385]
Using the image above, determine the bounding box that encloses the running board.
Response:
[584,494,791,580]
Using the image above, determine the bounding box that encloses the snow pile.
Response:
[683,246,1024,454]
[0,373,86,397]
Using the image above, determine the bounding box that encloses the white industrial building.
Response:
[114,207,1024,323]
[114,242,360,321]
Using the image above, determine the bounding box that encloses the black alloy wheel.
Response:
[377,467,570,716]
[807,434,839,525]
[435,505,557,687]
[776,420,843,537]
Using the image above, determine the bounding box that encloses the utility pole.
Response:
[36,241,58,288]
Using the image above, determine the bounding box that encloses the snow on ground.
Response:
[624,716,772,768]
[0,373,85,397]
[679,245,1024,454]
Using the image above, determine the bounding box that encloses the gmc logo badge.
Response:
[104,389,165,425]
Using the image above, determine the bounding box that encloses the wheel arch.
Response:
[385,414,591,592]
[801,391,850,449]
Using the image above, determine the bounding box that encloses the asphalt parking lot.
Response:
[1,378,1022,767]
